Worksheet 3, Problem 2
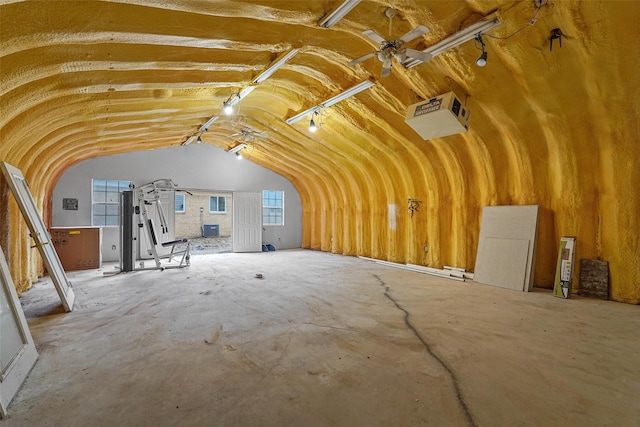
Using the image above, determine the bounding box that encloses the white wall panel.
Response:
[473,205,539,292]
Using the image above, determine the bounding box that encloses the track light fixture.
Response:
[183,115,221,145]
[199,116,219,132]
[228,143,247,155]
[318,0,362,28]
[221,48,300,116]
[476,50,488,67]
[223,93,239,115]
[252,49,300,84]
[286,80,375,125]
[309,111,319,132]
[182,136,197,146]
[403,15,501,68]
[475,34,487,67]
[185,49,299,146]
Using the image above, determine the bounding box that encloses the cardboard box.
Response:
[50,227,102,271]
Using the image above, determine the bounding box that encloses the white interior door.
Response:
[233,192,262,253]
[0,246,38,418]
[1,162,75,311]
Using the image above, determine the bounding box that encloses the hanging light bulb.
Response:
[236,152,242,160]
[476,51,488,67]
[475,34,487,67]
[223,101,233,115]
[309,111,321,132]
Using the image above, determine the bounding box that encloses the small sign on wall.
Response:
[553,236,576,298]
[63,198,78,210]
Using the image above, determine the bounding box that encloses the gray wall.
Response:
[52,144,302,261]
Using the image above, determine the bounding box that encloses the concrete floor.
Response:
[1,250,638,426]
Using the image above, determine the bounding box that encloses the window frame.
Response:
[262,190,284,226]
[209,195,227,214]
[91,179,131,227]
[175,193,186,213]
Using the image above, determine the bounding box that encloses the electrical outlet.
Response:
[423,245,429,253]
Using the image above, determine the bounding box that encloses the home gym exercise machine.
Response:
[120,179,190,272]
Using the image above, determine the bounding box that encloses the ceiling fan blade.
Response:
[363,29,387,45]
[393,48,407,63]
[228,132,240,138]
[380,58,392,78]
[405,48,432,63]
[398,24,429,43]
[348,51,377,67]
[256,132,268,138]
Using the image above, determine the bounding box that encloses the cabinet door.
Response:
[0,246,38,418]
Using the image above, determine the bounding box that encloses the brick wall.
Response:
[175,190,233,238]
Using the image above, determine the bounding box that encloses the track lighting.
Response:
[309,115,318,132]
[223,97,236,115]
[475,34,487,66]
[403,15,501,68]
[182,136,197,146]
[476,51,488,67]
[186,48,300,146]
[318,0,362,28]
[252,49,300,84]
[286,80,375,125]
[222,87,255,115]
[228,143,247,154]
[183,116,220,145]
[221,48,299,116]
[199,116,219,132]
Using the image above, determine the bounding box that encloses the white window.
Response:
[92,179,131,226]
[209,196,226,213]
[175,193,185,213]
[263,190,284,225]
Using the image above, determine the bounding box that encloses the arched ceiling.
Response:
[1,1,639,303]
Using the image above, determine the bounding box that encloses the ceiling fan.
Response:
[348,8,432,78]
[228,127,268,143]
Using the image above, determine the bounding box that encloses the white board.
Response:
[473,205,539,292]
[0,245,38,418]
[232,192,262,253]
[474,238,530,291]
[1,162,75,311]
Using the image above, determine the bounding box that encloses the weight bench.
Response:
[160,238,191,268]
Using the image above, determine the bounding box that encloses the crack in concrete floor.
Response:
[374,273,476,427]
